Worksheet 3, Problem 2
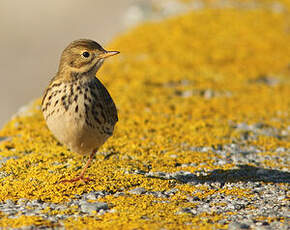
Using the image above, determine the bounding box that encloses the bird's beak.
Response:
[99,50,120,59]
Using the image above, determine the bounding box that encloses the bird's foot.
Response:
[60,175,93,183]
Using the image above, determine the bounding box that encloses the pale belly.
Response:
[46,110,108,155]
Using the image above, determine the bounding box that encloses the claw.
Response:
[59,151,97,184]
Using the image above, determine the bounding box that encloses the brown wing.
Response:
[90,77,118,127]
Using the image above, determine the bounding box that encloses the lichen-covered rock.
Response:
[0,0,289,229]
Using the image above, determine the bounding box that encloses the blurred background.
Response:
[0,0,194,127]
[3,0,274,127]
[0,0,137,127]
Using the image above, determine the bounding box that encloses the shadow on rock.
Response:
[143,165,290,185]
[175,165,290,184]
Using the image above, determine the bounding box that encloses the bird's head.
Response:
[58,39,119,78]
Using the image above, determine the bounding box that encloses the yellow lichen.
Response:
[0,0,289,228]
[0,215,57,229]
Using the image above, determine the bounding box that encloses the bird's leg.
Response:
[60,150,96,183]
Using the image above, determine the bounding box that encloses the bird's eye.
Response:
[82,51,90,58]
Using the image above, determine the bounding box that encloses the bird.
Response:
[41,39,119,183]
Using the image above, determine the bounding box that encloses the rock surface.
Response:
[0,0,289,229]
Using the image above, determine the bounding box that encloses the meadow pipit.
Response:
[41,39,119,183]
